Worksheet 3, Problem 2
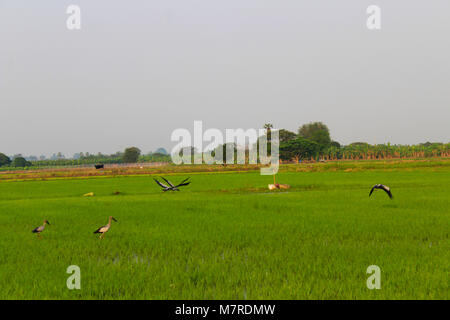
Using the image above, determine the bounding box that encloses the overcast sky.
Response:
[1,0,449,157]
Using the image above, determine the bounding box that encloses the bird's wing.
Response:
[175,177,190,187]
[93,225,105,234]
[381,185,393,199]
[369,186,376,197]
[180,177,190,184]
[176,181,191,188]
[32,227,39,233]
[154,178,169,189]
[161,177,175,188]
[178,182,191,187]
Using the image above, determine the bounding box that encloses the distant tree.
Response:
[331,141,341,148]
[12,156,31,167]
[349,142,369,147]
[280,137,319,161]
[263,123,273,139]
[178,146,196,156]
[420,142,442,147]
[155,148,168,155]
[279,129,297,143]
[122,147,141,163]
[0,153,11,167]
[176,146,200,164]
[110,151,123,158]
[151,152,167,157]
[212,143,237,164]
[298,122,331,153]
[258,123,274,156]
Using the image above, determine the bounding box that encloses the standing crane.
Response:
[94,216,118,239]
[32,220,50,238]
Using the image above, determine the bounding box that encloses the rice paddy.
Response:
[0,160,448,299]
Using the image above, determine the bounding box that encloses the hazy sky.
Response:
[1,0,449,157]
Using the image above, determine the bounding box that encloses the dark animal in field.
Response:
[32,220,50,238]
[95,164,104,169]
[154,177,190,191]
[94,216,117,239]
[369,184,393,199]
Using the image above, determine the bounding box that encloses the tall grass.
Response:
[0,162,448,299]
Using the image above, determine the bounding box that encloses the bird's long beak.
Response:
[112,217,117,222]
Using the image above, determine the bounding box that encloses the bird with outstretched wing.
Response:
[154,177,190,191]
[174,177,190,188]
[369,184,393,199]
[161,177,175,188]
[153,178,171,191]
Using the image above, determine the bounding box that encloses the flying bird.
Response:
[95,164,104,169]
[369,184,393,199]
[94,216,117,239]
[32,220,50,238]
[154,177,190,191]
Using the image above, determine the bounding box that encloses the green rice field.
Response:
[0,161,449,299]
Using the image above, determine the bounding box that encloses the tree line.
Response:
[1,122,449,169]
[276,122,450,162]
[0,147,171,169]
[174,122,450,164]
